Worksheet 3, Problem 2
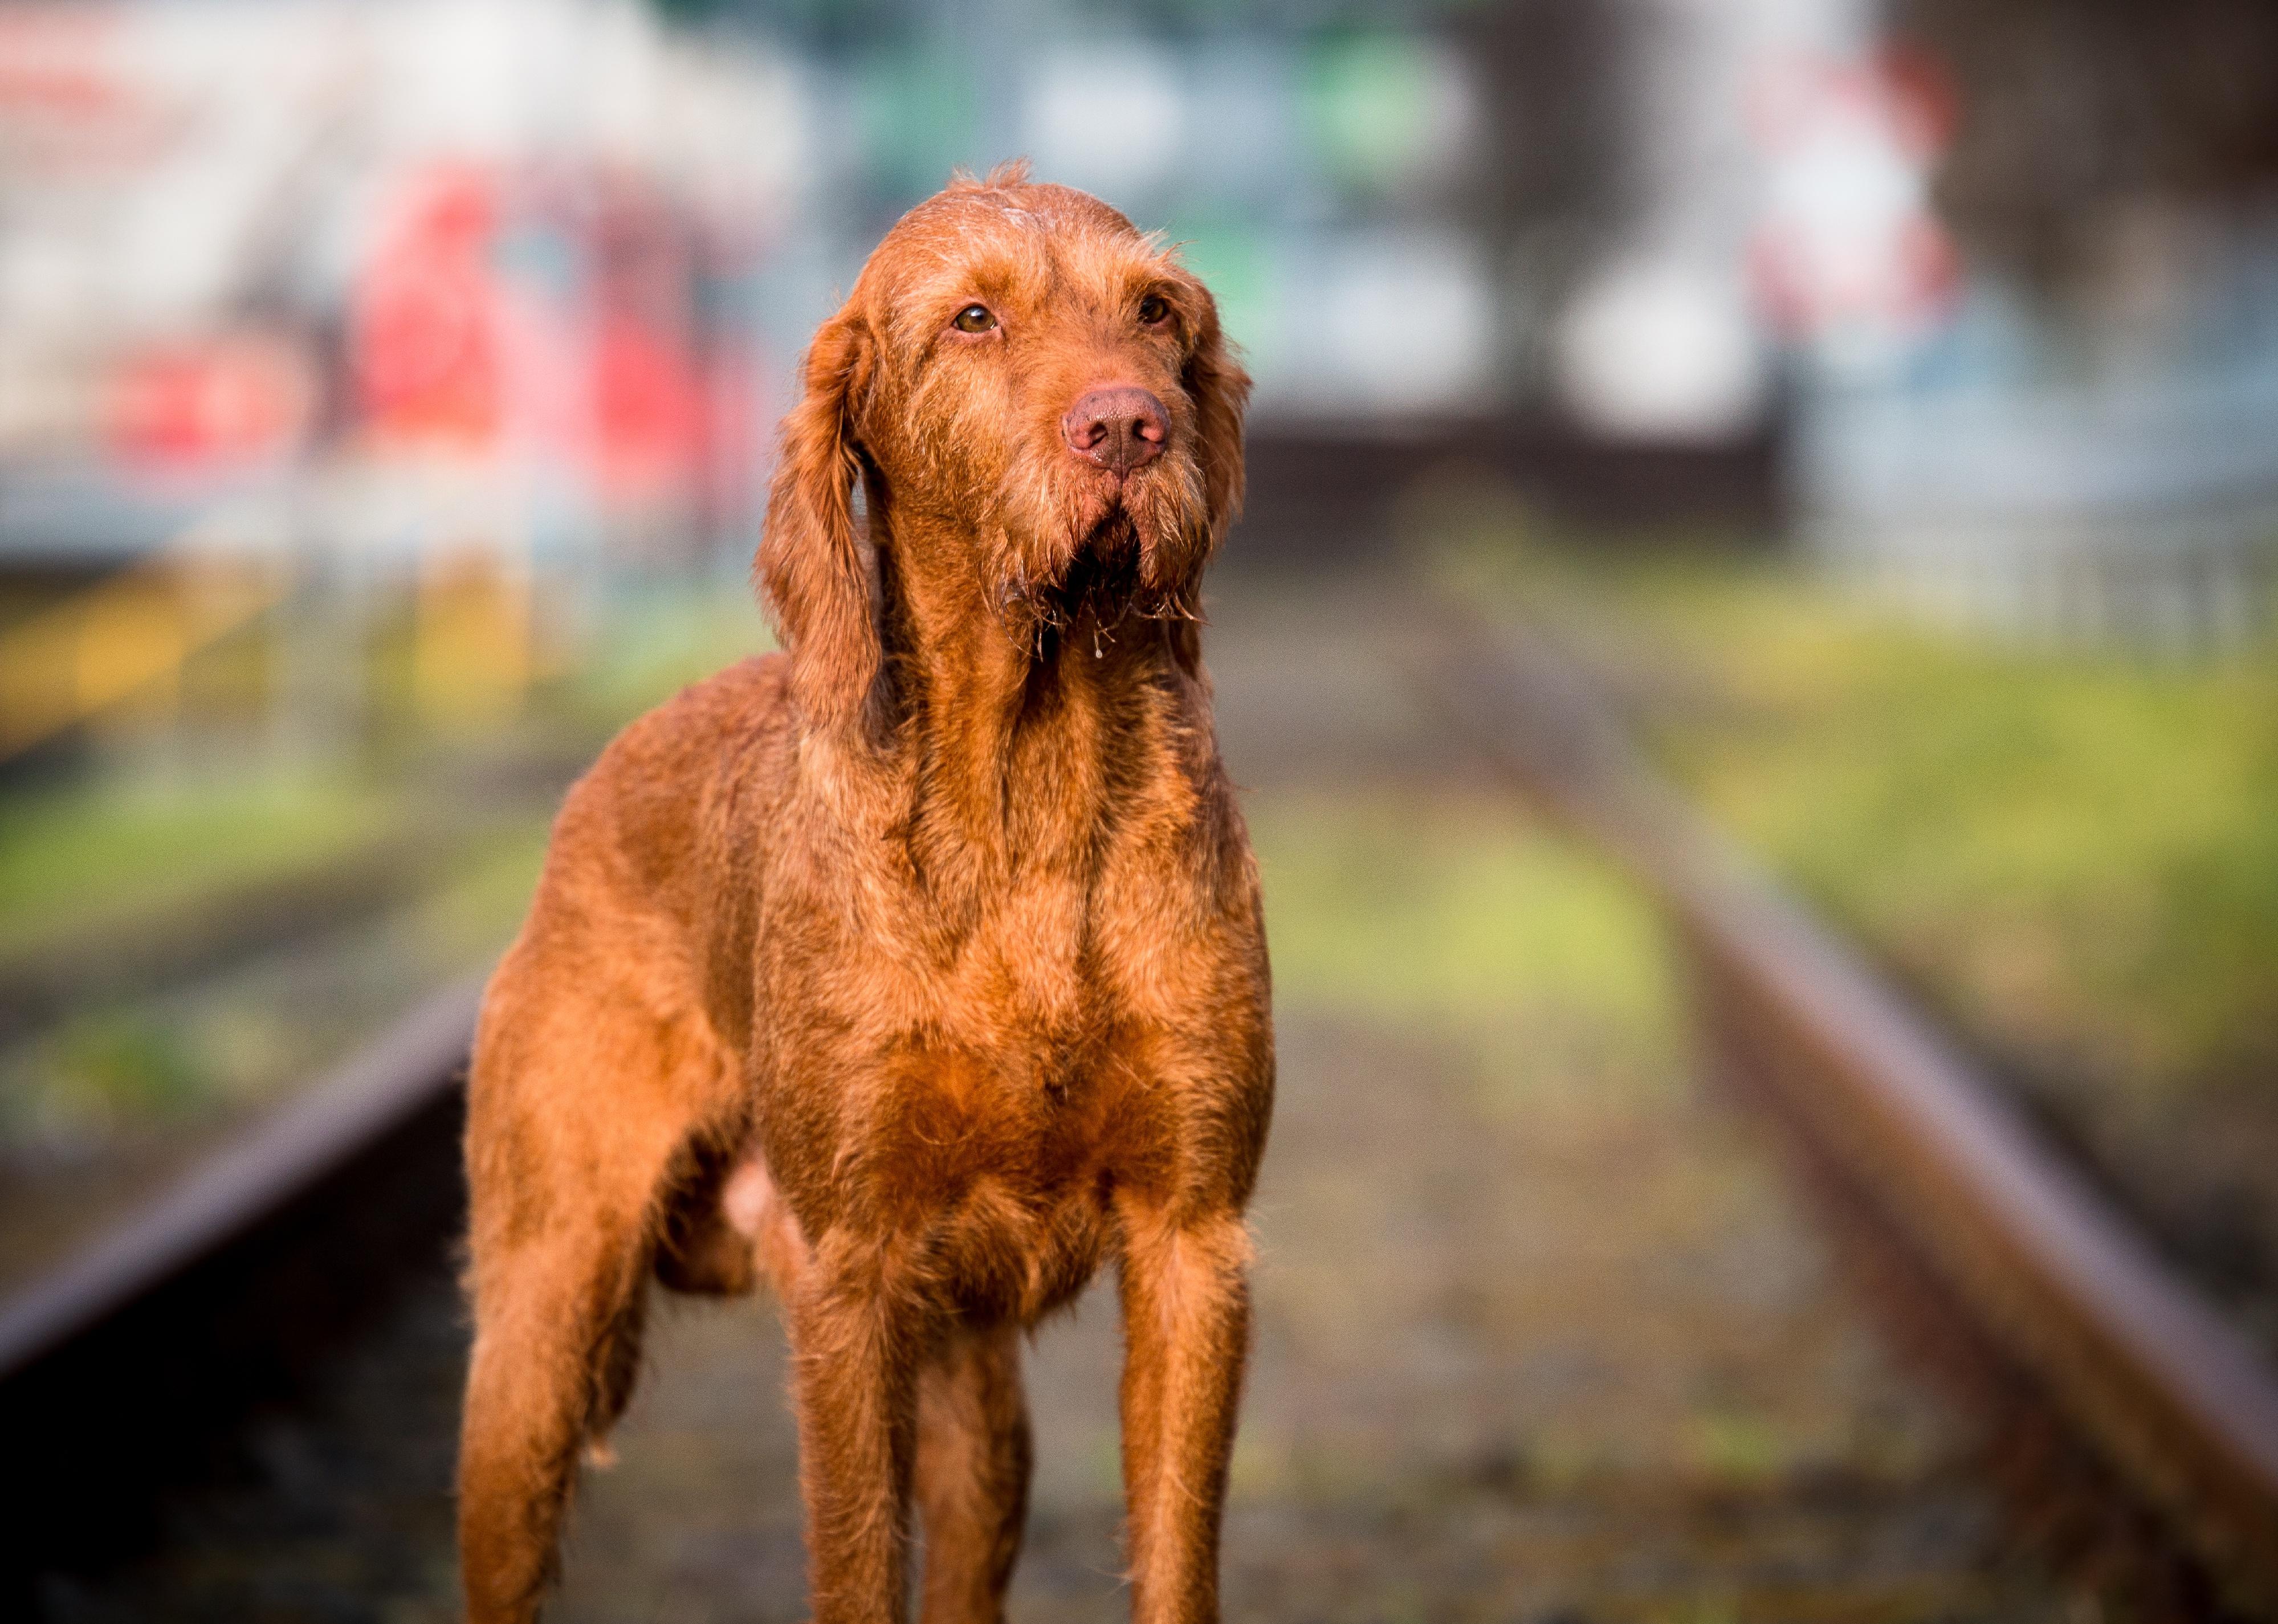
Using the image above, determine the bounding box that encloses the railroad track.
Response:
[1425,611,2278,1619]
[0,978,482,1600]
[5,605,2276,1617]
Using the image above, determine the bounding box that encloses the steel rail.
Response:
[0,975,483,1384]
[1427,616,2278,1614]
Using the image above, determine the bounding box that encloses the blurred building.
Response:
[1794,0,2278,647]
[6,0,2277,771]
[0,0,1552,762]
[0,0,806,753]
[0,0,804,549]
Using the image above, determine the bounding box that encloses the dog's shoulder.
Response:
[540,652,793,907]
[654,650,792,737]
[590,652,789,785]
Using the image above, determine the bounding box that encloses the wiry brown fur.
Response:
[457,164,1272,1624]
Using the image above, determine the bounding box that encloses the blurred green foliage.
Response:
[51,1009,210,1122]
[0,580,765,1158]
[0,825,556,1152]
[1254,788,1673,1028]
[559,579,773,733]
[1249,786,1684,1103]
[0,772,398,957]
[1528,549,2278,1101]
[1298,31,1449,194]
[853,45,984,197]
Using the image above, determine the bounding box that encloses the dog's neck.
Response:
[863,509,1213,886]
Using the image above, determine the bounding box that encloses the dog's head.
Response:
[757,162,1251,729]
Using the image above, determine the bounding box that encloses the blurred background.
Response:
[5,1,2277,1618]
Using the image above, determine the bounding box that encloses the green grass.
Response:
[0,770,401,957]
[1494,546,2278,1101]
[0,580,764,957]
[1,820,554,1149]
[0,579,753,1152]
[1248,787,1684,1100]
[558,580,775,733]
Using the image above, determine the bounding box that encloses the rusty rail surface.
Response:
[1427,617,2278,1613]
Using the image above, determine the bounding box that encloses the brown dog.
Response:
[457,164,1273,1623]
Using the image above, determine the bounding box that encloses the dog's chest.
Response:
[850,875,1208,1309]
[747,734,1264,1316]
[854,1047,1102,1323]
[890,878,1156,1122]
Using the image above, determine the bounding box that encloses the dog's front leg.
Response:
[787,1237,929,1623]
[1114,1205,1253,1624]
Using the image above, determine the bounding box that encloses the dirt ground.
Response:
[38,573,2076,1623]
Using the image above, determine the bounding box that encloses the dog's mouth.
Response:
[991,445,1205,638]
[1045,464,1148,569]
[1039,530,1177,639]
[1005,497,1192,638]
[1077,501,1142,561]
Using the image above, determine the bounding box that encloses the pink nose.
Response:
[1061,387,1167,472]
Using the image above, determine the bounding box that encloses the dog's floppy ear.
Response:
[757,311,878,733]
[1185,291,1252,546]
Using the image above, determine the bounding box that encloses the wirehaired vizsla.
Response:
[457,164,1273,1623]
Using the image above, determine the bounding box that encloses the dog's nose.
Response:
[1062,387,1168,472]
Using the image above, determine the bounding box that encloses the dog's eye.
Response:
[1137,295,1172,327]
[952,304,997,334]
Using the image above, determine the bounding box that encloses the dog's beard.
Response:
[992,455,1209,638]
